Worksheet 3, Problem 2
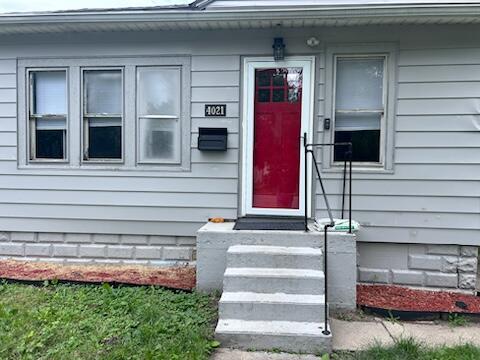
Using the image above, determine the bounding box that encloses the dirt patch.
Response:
[358,284,480,314]
[0,260,195,290]
[331,308,376,322]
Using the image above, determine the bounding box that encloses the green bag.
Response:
[316,218,360,232]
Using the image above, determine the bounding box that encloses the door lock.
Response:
[324,118,331,130]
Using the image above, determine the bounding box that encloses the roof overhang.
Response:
[2,3,480,34]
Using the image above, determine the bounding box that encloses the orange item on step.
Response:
[210,217,225,223]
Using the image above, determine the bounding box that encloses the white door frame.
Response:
[241,56,315,217]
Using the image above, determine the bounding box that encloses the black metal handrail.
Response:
[302,133,353,336]
[303,134,353,233]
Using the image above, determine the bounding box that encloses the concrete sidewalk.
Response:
[331,318,480,351]
[212,318,480,359]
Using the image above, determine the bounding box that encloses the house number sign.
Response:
[205,104,227,117]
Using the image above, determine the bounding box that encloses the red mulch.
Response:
[358,284,480,314]
[0,260,196,290]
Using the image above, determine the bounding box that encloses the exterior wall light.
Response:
[306,36,320,48]
[272,37,285,61]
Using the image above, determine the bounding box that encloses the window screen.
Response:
[29,70,67,160]
[334,57,384,162]
[83,69,123,160]
[137,67,181,163]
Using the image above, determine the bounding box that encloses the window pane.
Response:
[36,117,66,130]
[87,118,121,159]
[287,69,302,103]
[335,113,381,131]
[84,70,122,114]
[32,71,66,115]
[272,73,285,86]
[139,118,179,162]
[335,58,384,110]
[272,88,285,102]
[334,130,380,162]
[257,89,270,102]
[256,71,270,86]
[138,67,180,116]
[36,129,64,159]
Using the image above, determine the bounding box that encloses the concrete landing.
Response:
[196,221,357,310]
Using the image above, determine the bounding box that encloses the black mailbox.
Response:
[198,128,228,151]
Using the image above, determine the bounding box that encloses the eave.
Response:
[1,4,480,34]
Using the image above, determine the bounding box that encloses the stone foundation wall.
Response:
[0,231,196,266]
[358,243,478,290]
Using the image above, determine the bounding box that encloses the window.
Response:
[333,56,385,163]
[82,69,123,161]
[28,70,67,161]
[18,57,191,170]
[137,67,181,163]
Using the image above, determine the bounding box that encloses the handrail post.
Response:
[303,133,308,232]
[341,158,347,219]
[348,144,352,234]
[322,223,333,336]
[301,139,352,335]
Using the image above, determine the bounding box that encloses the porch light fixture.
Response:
[272,37,285,61]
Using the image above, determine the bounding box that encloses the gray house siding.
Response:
[317,26,480,249]
[0,52,241,237]
[0,26,477,276]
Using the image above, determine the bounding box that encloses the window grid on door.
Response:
[255,69,297,103]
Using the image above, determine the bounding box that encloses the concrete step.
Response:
[223,267,325,294]
[219,292,326,322]
[227,245,323,270]
[215,319,332,353]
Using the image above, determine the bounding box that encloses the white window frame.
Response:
[136,65,182,165]
[323,44,397,172]
[17,57,191,171]
[26,67,69,163]
[81,66,125,164]
[333,54,387,165]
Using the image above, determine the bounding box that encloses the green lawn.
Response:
[332,338,480,360]
[0,281,218,360]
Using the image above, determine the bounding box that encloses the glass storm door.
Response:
[242,58,314,217]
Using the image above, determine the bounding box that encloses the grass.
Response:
[447,313,468,327]
[0,281,219,360]
[331,338,480,360]
[385,310,400,325]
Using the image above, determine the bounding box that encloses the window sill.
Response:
[137,161,181,166]
[18,164,191,173]
[82,160,124,165]
[28,159,69,164]
[321,165,394,175]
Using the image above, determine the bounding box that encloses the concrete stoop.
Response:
[215,244,332,354]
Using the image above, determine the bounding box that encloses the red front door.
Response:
[252,68,303,210]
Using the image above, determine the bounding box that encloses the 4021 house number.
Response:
[205,104,227,117]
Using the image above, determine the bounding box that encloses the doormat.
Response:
[233,217,306,231]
